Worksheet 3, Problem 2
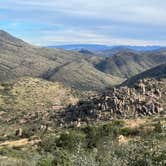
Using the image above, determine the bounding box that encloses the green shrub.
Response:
[153,122,163,133]
[52,150,72,166]
[112,120,125,127]
[37,158,53,166]
[120,127,139,136]
[56,131,85,151]
[82,125,100,149]
[39,135,57,153]
[82,122,122,149]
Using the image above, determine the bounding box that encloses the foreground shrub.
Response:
[120,127,139,136]
[56,131,85,151]
[52,149,72,166]
[39,135,56,153]
[37,158,53,166]
[82,122,122,149]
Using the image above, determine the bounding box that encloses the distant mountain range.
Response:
[49,44,166,52]
[48,44,111,51]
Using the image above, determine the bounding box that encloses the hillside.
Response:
[0,115,165,166]
[0,53,165,166]
[1,30,166,90]
[0,30,122,90]
[0,77,165,166]
[122,63,166,86]
[0,77,78,114]
[43,60,122,90]
[95,50,166,78]
[0,77,78,136]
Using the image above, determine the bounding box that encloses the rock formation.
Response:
[60,78,166,126]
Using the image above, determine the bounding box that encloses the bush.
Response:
[112,120,125,127]
[52,150,72,166]
[120,127,139,136]
[37,158,53,166]
[153,122,163,133]
[82,122,123,149]
[39,135,57,153]
[82,125,100,149]
[56,131,85,151]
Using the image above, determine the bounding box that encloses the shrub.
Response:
[37,158,53,166]
[52,150,72,166]
[39,135,57,153]
[120,127,139,137]
[112,120,125,127]
[56,131,85,151]
[82,125,100,149]
[153,122,163,133]
[82,122,123,149]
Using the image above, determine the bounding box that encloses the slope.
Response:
[0,30,122,90]
[95,50,166,78]
[42,59,123,90]
[0,77,78,137]
[121,63,166,87]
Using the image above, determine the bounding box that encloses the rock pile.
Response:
[62,78,166,126]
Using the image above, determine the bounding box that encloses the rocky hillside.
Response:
[59,78,166,126]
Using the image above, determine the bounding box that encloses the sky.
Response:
[0,0,166,46]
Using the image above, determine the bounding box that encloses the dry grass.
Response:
[124,118,148,129]
[0,77,78,113]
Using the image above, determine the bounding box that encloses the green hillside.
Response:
[95,50,166,78]
[122,63,166,87]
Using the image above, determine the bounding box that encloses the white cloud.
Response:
[31,28,166,46]
[1,0,166,45]
[2,0,166,26]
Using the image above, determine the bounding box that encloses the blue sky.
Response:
[0,0,166,46]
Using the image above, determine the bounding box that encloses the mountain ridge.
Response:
[0,30,122,90]
[49,44,166,52]
[1,30,166,90]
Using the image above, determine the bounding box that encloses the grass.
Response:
[0,77,77,111]
[0,77,78,138]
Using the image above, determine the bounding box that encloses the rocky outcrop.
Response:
[60,78,166,126]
